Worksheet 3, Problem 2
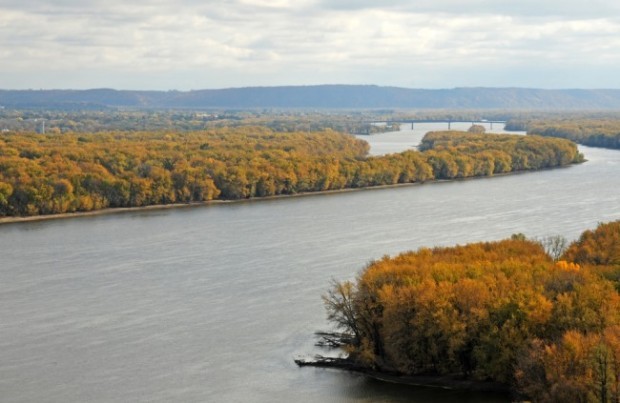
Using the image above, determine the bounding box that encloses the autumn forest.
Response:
[324,221,620,402]
[0,128,582,217]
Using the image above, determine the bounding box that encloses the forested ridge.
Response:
[506,118,620,149]
[323,221,620,402]
[0,128,582,217]
[5,86,620,109]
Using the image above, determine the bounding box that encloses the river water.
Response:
[1,124,619,402]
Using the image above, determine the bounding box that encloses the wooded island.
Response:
[0,128,582,217]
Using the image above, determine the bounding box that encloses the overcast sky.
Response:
[1,0,620,90]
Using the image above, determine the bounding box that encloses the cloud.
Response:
[1,0,620,89]
[317,0,620,19]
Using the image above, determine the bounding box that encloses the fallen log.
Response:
[294,355,360,370]
[313,331,354,348]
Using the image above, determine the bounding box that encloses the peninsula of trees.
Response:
[0,129,582,217]
[321,221,620,402]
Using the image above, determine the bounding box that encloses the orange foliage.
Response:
[325,221,620,400]
[0,128,581,217]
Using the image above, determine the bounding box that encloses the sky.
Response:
[2,0,620,90]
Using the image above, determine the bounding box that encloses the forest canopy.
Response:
[323,221,620,402]
[0,128,582,217]
[506,118,620,149]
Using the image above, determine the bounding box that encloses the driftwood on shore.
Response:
[294,355,357,369]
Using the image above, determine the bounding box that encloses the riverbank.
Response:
[0,182,416,225]
[0,165,576,225]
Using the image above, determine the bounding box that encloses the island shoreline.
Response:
[0,164,575,225]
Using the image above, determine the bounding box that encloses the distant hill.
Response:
[3,85,620,109]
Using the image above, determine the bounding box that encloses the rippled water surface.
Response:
[1,127,619,402]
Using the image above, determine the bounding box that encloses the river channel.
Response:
[1,124,619,402]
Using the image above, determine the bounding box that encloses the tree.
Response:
[538,235,569,261]
[0,181,13,213]
[468,124,486,134]
[322,280,361,344]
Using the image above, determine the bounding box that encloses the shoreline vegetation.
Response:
[0,127,583,220]
[306,221,620,402]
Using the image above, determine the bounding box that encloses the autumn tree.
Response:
[468,124,486,134]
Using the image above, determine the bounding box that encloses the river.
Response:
[1,124,619,402]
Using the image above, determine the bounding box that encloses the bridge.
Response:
[369,119,507,130]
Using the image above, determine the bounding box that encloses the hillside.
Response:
[3,86,620,109]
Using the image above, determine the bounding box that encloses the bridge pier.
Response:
[448,121,451,130]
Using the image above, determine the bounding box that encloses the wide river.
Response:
[1,124,619,402]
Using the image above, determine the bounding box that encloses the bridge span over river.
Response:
[370,119,507,130]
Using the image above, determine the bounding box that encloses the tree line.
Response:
[0,128,582,217]
[506,118,620,150]
[324,221,620,402]
[0,109,398,135]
